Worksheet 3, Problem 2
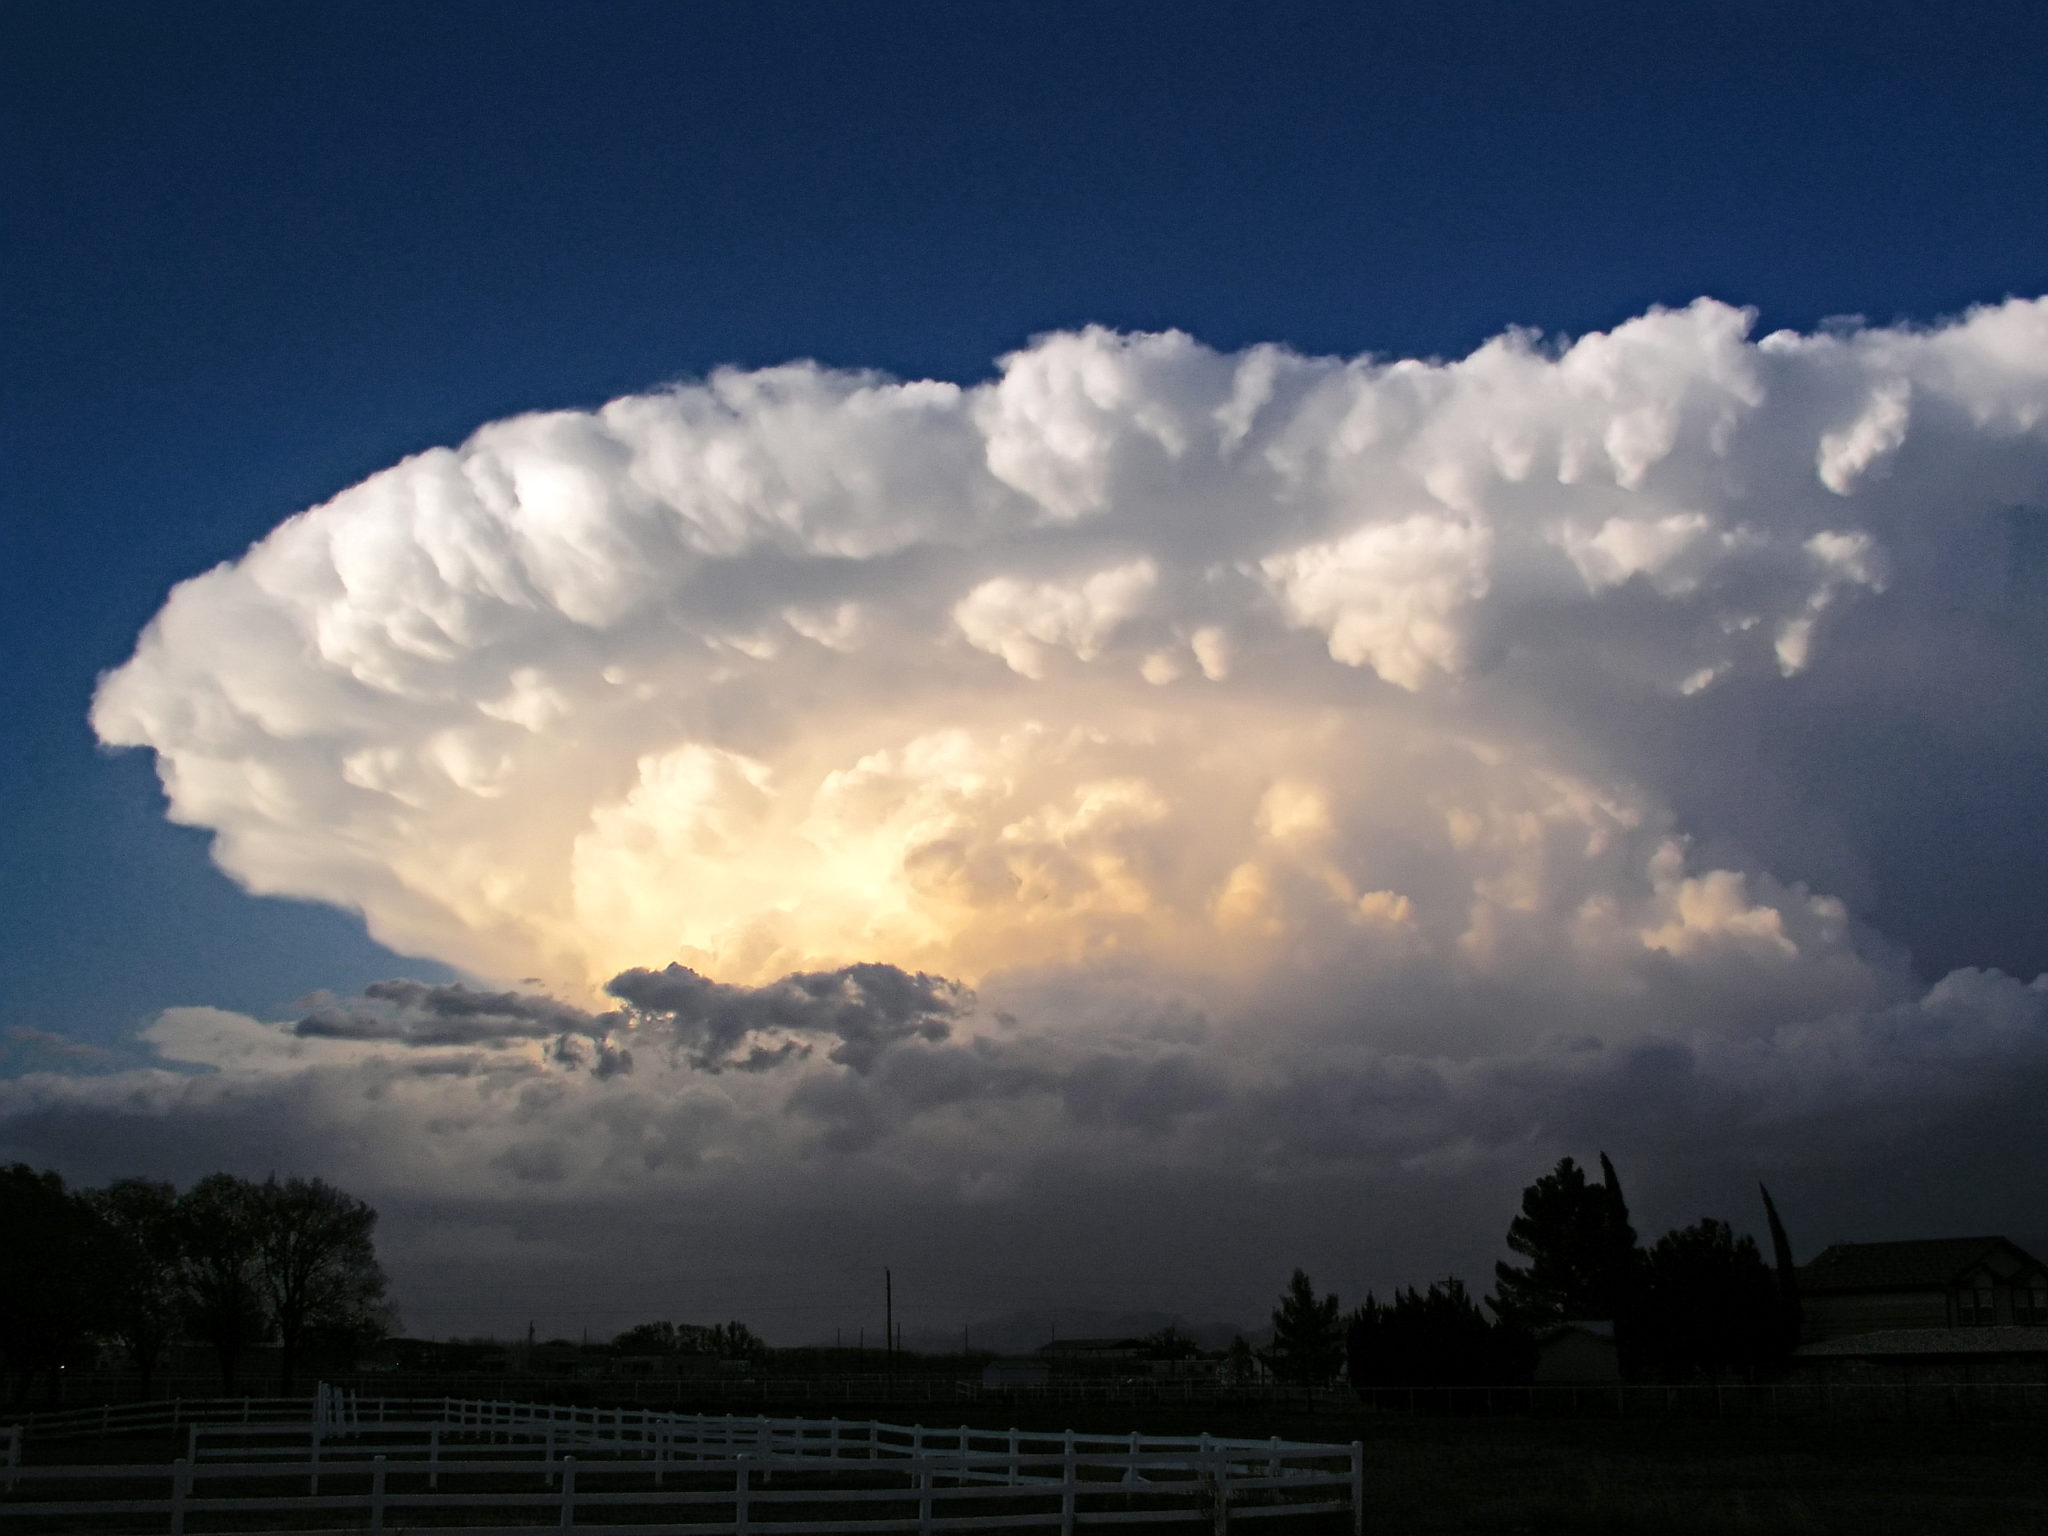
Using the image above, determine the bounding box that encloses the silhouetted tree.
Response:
[705,1320,765,1361]
[614,1320,707,1355]
[1637,1219,1782,1381]
[1140,1325,1202,1361]
[249,1176,393,1392]
[0,1165,110,1403]
[1759,1183,1803,1355]
[1269,1270,1344,1392]
[176,1175,271,1391]
[1489,1154,1640,1332]
[1348,1276,1531,1389]
[1219,1335,1261,1385]
[87,1178,184,1399]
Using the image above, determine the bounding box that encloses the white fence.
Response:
[3,1392,1364,1534]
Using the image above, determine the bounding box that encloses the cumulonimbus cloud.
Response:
[90,298,2048,1021]
[28,295,2048,1330]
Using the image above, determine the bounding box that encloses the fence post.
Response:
[734,1456,750,1536]
[1008,1427,1020,1486]
[1061,1432,1076,1536]
[429,1425,440,1488]
[559,1455,576,1530]
[1268,1435,1281,1477]
[170,1457,189,1536]
[1210,1448,1230,1536]
[370,1455,387,1534]
[310,1425,322,1495]
[1126,1429,1140,1485]
[186,1422,199,1466]
[1350,1442,1364,1536]
[546,1424,556,1484]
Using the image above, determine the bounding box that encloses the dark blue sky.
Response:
[6,0,2048,1047]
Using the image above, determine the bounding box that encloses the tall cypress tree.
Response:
[1598,1152,1647,1372]
[1759,1183,1803,1359]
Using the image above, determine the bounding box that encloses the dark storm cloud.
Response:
[297,979,623,1046]
[6,968,2048,1339]
[605,961,969,1074]
[285,962,972,1080]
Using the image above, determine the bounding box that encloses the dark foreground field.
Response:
[923,1399,2047,1535]
[1053,1402,2048,1535]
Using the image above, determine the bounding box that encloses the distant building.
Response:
[1797,1236,2048,1339]
[1036,1337,1144,1376]
[981,1358,1051,1388]
[1532,1321,1620,1385]
[1790,1236,2048,1384]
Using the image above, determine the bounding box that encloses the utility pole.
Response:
[885,1268,894,1390]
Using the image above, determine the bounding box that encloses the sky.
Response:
[5,1,2048,1345]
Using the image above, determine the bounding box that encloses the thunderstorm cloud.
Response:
[15,298,2048,1331]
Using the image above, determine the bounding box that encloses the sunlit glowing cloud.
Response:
[90,299,2048,1028]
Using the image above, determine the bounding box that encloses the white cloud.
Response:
[96,297,2048,999]
[1261,514,1492,687]
[51,296,2048,1327]
[952,559,1158,678]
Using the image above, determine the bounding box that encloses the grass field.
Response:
[1031,1402,2048,1535]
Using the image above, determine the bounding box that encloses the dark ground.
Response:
[1055,1402,2048,1535]
[828,1398,2047,1535]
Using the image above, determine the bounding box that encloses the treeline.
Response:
[612,1319,767,1361]
[1267,1154,1803,1389]
[0,1165,394,1404]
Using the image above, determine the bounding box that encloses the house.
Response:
[1797,1236,2048,1339]
[1532,1321,1620,1385]
[1788,1236,2048,1384]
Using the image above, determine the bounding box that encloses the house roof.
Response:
[1536,1321,1616,1344]
[1797,1236,2043,1294]
[1038,1337,1143,1356]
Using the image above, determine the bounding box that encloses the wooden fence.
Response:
[3,1392,1364,1535]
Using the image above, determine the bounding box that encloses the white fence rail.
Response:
[3,1393,1364,1534]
